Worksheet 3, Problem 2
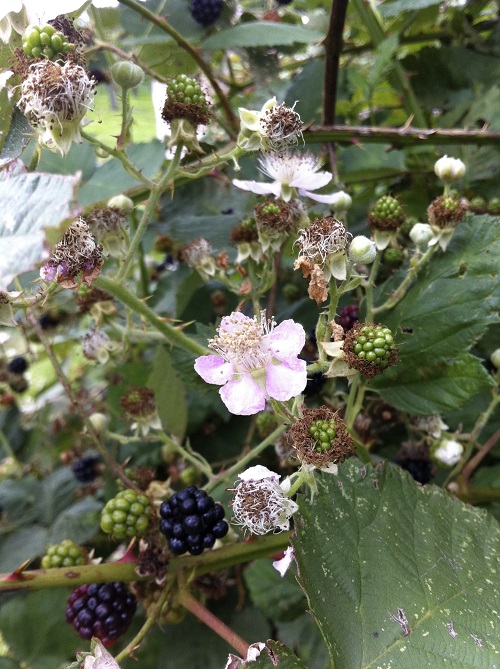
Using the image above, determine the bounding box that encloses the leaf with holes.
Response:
[292,460,500,669]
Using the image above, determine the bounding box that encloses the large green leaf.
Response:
[148,346,188,439]
[202,22,324,50]
[244,558,307,622]
[0,163,79,290]
[371,214,500,413]
[293,461,500,669]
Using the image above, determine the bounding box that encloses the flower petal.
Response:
[220,374,266,415]
[265,358,307,401]
[273,546,295,577]
[238,107,261,132]
[291,170,331,190]
[232,179,280,196]
[194,355,233,385]
[239,465,280,482]
[266,320,305,360]
[298,189,346,204]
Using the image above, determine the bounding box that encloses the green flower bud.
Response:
[107,194,134,212]
[491,349,500,370]
[348,235,377,264]
[111,61,145,89]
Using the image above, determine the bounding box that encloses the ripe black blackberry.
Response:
[66,582,136,647]
[303,371,325,397]
[398,457,435,485]
[159,485,228,556]
[7,356,29,374]
[72,454,100,483]
[337,305,359,332]
[190,0,223,26]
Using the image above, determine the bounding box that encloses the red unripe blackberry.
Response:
[190,0,223,26]
[337,305,359,332]
[159,486,228,556]
[66,582,136,647]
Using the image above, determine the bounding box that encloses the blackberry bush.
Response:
[66,582,136,646]
[190,0,223,26]
[41,539,86,569]
[100,489,152,540]
[159,485,228,556]
[72,454,100,483]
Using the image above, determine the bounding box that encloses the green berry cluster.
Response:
[100,489,152,540]
[260,203,281,216]
[41,539,86,569]
[22,24,74,60]
[308,418,338,452]
[369,195,405,230]
[353,325,395,366]
[383,247,404,266]
[167,75,207,109]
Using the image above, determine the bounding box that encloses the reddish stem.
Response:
[178,591,250,657]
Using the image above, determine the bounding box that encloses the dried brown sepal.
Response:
[77,287,113,313]
[135,534,169,584]
[86,206,127,237]
[161,99,211,126]
[290,406,354,468]
[427,195,468,229]
[294,256,328,305]
[11,48,31,80]
[368,212,405,232]
[48,15,87,65]
[343,322,398,379]
[230,219,259,245]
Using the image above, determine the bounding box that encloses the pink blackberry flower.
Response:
[194,311,307,415]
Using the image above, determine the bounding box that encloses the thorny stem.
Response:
[0,534,291,593]
[364,252,382,322]
[28,314,141,492]
[178,591,250,656]
[116,142,184,282]
[204,424,288,494]
[117,0,239,134]
[130,208,150,297]
[323,0,349,126]
[372,246,435,314]
[345,374,366,431]
[159,432,213,479]
[459,390,500,483]
[94,276,209,356]
[80,131,155,188]
[115,581,174,663]
[88,41,170,84]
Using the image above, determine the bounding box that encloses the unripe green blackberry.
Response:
[344,322,398,379]
[161,74,210,127]
[308,418,337,452]
[368,195,406,231]
[41,539,86,569]
[22,24,74,61]
[383,247,404,267]
[100,489,152,540]
[487,197,500,214]
[427,195,467,229]
[282,283,300,301]
[469,196,486,212]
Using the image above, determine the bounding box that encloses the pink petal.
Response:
[194,355,233,385]
[219,374,266,415]
[265,358,307,402]
[266,320,305,360]
[291,171,332,190]
[299,189,344,204]
[219,311,250,334]
[273,546,295,577]
[232,179,278,196]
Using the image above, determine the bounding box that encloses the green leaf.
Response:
[293,460,500,669]
[369,34,399,90]
[37,468,78,526]
[250,642,309,669]
[0,164,79,290]
[0,588,79,669]
[371,215,500,413]
[0,88,13,158]
[0,110,32,166]
[380,0,443,18]
[370,351,493,415]
[48,497,103,545]
[244,558,307,622]
[202,22,324,50]
[148,346,188,439]
[0,526,48,572]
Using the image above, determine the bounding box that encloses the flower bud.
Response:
[432,437,463,467]
[491,349,500,370]
[88,412,109,434]
[409,222,433,248]
[434,155,466,183]
[331,190,352,211]
[348,235,377,264]
[111,61,144,89]
[107,194,134,211]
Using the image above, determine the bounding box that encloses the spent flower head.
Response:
[233,152,342,204]
[426,195,467,251]
[82,328,120,364]
[194,311,306,415]
[238,97,303,153]
[18,59,95,156]
[432,437,464,467]
[230,465,299,535]
[294,216,352,283]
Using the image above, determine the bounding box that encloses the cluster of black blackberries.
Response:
[72,454,100,483]
[6,356,29,393]
[190,0,222,26]
[159,486,228,556]
[66,582,136,647]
